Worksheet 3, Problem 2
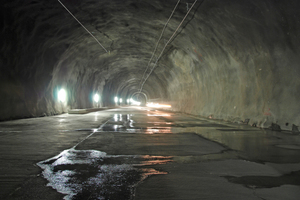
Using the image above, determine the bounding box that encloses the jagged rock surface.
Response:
[1,0,300,130]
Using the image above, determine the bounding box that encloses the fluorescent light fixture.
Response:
[114,97,118,103]
[93,94,100,103]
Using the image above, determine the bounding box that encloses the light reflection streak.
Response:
[114,125,118,131]
[147,114,171,116]
[129,120,134,127]
[139,155,173,166]
[114,114,118,122]
[146,102,172,108]
[146,127,172,134]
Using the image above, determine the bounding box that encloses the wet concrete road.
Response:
[0,107,300,200]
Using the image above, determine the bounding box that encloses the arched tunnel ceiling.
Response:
[1,0,300,131]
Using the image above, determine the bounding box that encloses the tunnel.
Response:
[1,0,300,131]
[1,1,300,199]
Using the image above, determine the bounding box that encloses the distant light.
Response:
[127,99,130,103]
[147,114,171,116]
[146,102,171,108]
[131,99,141,106]
[120,98,123,103]
[58,89,67,103]
[93,94,100,103]
[114,97,118,103]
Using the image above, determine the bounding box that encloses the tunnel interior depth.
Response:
[1,0,300,131]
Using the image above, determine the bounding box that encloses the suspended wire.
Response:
[57,0,108,53]
[139,0,181,89]
[139,0,198,92]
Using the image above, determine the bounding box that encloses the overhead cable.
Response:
[139,0,181,89]
[57,0,108,53]
[139,0,198,92]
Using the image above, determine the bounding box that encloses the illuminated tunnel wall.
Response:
[1,0,300,131]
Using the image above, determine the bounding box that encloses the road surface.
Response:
[0,107,299,200]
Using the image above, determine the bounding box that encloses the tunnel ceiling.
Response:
[1,0,300,131]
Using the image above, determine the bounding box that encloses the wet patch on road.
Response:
[37,149,172,200]
[100,123,234,134]
[100,117,232,134]
[216,129,258,131]
[102,125,127,132]
[223,170,300,188]
[178,123,230,128]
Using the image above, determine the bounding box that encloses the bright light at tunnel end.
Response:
[130,99,141,106]
[58,88,67,103]
[146,102,171,108]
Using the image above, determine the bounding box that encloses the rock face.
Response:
[1,0,300,130]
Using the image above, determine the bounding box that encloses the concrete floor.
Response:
[0,107,299,200]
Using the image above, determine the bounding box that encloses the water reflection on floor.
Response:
[84,112,300,163]
[38,148,172,200]
[37,108,300,199]
[99,113,231,134]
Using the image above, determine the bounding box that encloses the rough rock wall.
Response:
[165,0,300,130]
[1,0,299,131]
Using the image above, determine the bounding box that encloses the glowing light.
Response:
[127,99,130,103]
[147,114,171,116]
[119,98,123,103]
[114,114,118,122]
[146,102,172,108]
[114,97,118,103]
[131,99,141,106]
[93,94,100,103]
[146,127,172,134]
[58,89,67,103]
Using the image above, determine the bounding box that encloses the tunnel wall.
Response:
[1,0,300,132]
[164,0,300,130]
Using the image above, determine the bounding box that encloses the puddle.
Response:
[189,128,300,163]
[98,114,234,134]
[100,126,173,134]
[37,149,172,200]
[223,170,300,188]
[102,124,127,132]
